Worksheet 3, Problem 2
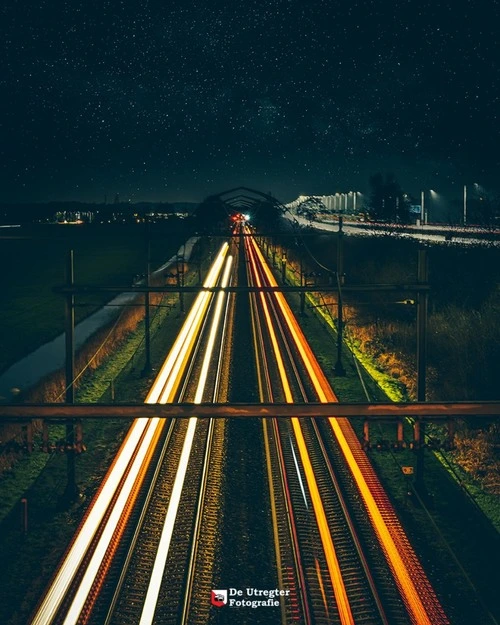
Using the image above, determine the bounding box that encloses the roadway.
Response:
[288,213,500,247]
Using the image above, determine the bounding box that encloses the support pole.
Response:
[42,420,49,453]
[463,184,467,226]
[180,255,185,313]
[413,420,421,447]
[397,420,404,446]
[64,250,79,502]
[65,250,75,405]
[299,241,305,316]
[363,420,370,449]
[416,247,429,492]
[334,213,346,376]
[142,218,152,375]
[177,254,185,313]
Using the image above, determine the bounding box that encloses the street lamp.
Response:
[463,183,479,226]
[429,190,437,224]
[420,190,436,225]
[463,184,467,226]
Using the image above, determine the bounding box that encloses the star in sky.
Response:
[0,0,498,203]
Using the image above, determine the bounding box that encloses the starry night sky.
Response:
[1,0,499,203]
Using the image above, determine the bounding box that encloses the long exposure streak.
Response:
[249,234,446,625]
[139,254,233,625]
[31,243,230,625]
[246,234,355,625]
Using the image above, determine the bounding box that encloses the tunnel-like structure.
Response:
[193,186,288,225]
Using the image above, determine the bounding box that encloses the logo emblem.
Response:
[211,589,227,607]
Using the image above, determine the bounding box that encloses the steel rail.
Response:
[255,235,450,624]
[260,232,390,622]
[29,244,231,625]
[252,229,394,624]
[247,232,312,625]
[246,233,355,625]
[179,254,234,625]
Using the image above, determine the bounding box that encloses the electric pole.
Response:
[334,213,346,376]
[415,247,429,493]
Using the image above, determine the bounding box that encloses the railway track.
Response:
[247,230,390,624]
[245,227,449,625]
[30,242,234,625]
[107,248,233,625]
[30,229,449,625]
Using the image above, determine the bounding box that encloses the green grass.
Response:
[274,247,500,624]
[0,237,498,624]
[279,249,499,526]
[0,260,201,625]
[0,222,192,374]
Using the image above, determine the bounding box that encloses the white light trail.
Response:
[31,243,230,625]
[31,419,151,625]
[139,255,233,625]
[194,256,233,402]
[147,243,229,405]
[62,419,161,625]
[290,436,309,509]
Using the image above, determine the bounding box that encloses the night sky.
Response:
[1,0,499,204]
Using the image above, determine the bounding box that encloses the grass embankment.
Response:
[0,221,194,467]
[265,240,499,624]
[269,232,500,502]
[0,222,191,376]
[0,246,206,625]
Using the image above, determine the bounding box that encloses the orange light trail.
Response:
[248,233,447,625]
[246,234,354,625]
[31,243,230,625]
[139,253,233,625]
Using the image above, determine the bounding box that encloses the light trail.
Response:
[289,437,309,509]
[62,419,162,625]
[31,243,230,625]
[139,254,233,625]
[31,420,151,625]
[148,243,229,404]
[245,233,355,625]
[248,239,306,625]
[195,256,234,400]
[248,233,448,625]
